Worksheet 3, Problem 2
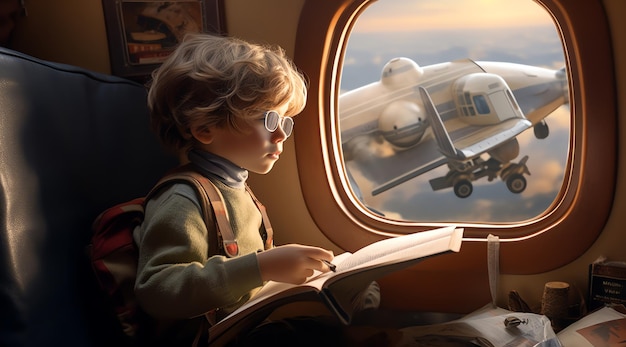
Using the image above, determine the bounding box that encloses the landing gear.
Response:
[506,174,527,193]
[534,120,550,139]
[429,155,531,198]
[500,156,530,194]
[453,179,473,198]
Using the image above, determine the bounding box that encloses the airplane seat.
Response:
[0,47,178,347]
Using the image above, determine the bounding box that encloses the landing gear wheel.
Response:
[506,174,527,194]
[533,121,550,139]
[453,180,473,198]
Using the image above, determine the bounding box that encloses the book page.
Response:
[319,227,463,324]
[336,225,459,271]
[557,306,626,347]
[222,252,354,319]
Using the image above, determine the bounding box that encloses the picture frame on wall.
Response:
[102,0,225,80]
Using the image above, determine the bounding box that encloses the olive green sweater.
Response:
[133,178,266,343]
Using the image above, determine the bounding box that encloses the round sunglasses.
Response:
[263,111,294,137]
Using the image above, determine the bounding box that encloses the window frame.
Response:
[292,0,616,274]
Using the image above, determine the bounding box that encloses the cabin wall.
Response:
[6,0,626,313]
[11,0,111,74]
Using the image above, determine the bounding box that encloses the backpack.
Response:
[88,165,273,342]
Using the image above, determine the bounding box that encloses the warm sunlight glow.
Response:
[354,0,550,32]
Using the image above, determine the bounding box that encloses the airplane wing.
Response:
[345,128,447,196]
[371,156,448,196]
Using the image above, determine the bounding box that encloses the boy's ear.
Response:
[190,125,214,144]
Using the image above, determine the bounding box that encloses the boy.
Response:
[134,33,339,346]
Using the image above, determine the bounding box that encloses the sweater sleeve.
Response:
[133,184,264,319]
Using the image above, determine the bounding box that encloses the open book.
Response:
[557,305,626,347]
[208,225,463,345]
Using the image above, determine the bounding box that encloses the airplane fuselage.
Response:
[339,58,568,151]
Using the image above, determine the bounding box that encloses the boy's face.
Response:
[199,104,292,174]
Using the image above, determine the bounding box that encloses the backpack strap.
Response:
[244,184,274,250]
[146,170,237,257]
[192,173,240,257]
[147,166,273,257]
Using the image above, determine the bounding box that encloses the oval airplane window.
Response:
[338,0,569,223]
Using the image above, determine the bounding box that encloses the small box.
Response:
[589,259,626,311]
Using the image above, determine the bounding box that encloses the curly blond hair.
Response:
[147,33,308,152]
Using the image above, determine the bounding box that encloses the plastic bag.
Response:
[395,304,561,347]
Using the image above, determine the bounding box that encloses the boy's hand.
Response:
[256,244,334,284]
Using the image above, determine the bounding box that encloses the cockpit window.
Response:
[473,95,490,115]
[338,0,569,223]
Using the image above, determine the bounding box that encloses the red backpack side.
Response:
[88,167,273,341]
[90,196,146,338]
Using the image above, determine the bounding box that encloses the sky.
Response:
[352,0,553,32]
[338,0,568,223]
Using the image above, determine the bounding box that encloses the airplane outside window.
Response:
[338,0,569,223]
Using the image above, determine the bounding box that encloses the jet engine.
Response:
[378,100,428,149]
[489,138,520,163]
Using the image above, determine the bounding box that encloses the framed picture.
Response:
[102,0,225,80]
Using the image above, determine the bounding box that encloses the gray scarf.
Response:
[188,149,248,189]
